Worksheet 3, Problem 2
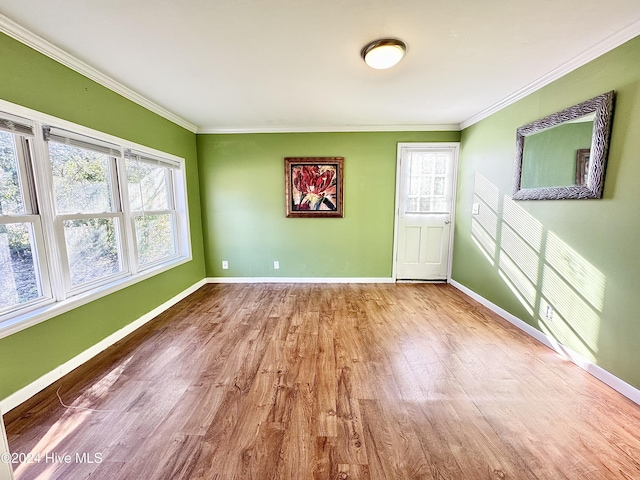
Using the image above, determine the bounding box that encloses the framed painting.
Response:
[285,157,344,217]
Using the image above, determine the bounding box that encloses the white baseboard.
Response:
[206,277,395,284]
[8,276,635,414]
[450,279,640,406]
[0,278,207,414]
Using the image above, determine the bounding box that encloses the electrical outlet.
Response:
[472,203,480,215]
[274,261,280,270]
[222,260,229,270]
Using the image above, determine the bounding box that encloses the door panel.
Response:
[395,144,458,281]
[404,227,421,263]
[425,226,445,263]
[397,215,450,279]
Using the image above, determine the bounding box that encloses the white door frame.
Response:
[392,142,459,282]
[0,409,14,480]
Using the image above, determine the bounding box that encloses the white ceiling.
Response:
[1,1,639,133]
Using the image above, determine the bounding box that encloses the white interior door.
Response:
[0,410,14,480]
[394,143,458,281]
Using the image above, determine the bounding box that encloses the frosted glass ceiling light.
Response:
[361,39,406,69]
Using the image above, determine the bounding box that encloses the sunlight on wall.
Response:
[473,172,500,211]
[500,225,539,283]
[468,173,606,363]
[539,270,600,357]
[502,196,543,252]
[539,232,605,361]
[544,232,605,311]
[498,259,536,315]
[498,196,542,315]
[471,173,500,265]
[472,219,497,265]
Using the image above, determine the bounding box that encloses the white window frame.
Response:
[0,119,54,318]
[44,129,132,295]
[122,150,182,272]
[0,99,192,339]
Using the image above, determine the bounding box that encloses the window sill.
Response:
[0,255,192,340]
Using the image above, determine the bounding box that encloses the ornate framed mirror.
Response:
[512,91,614,200]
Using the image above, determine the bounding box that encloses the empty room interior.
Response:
[2,1,640,479]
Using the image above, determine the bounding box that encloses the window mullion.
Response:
[116,155,138,275]
[112,156,132,277]
[30,216,53,300]
[175,167,190,260]
[30,126,68,302]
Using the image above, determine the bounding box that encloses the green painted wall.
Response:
[197,131,460,278]
[3,19,638,408]
[0,33,206,401]
[453,35,640,388]
[521,122,593,187]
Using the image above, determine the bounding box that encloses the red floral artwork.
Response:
[291,165,337,211]
[285,157,344,217]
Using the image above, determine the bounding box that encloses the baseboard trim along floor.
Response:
[450,279,640,406]
[3,277,638,413]
[0,279,208,413]
[206,277,396,284]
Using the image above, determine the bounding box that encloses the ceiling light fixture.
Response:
[361,38,406,69]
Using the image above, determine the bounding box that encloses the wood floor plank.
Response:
[335,366,369,466]
[240,421,286,480]
[405,401,466,480]
[338,463,371,480]
[274,383,315,480]
[316,320,337,437]
[314,436,338,480]
[360,399,433,480]
[5,283,640,479]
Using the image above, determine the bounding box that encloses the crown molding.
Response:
[4,11,637,136]
[0,13,198,133]
[197,123,461,134]
[460,19,640,130]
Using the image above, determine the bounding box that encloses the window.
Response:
[0,119,51,318]
[45,129,126,291]
[406,150,451,213]
[0,108,191,336]
[125,151,179,268]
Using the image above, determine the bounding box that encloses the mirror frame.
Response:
[512,91,615,200]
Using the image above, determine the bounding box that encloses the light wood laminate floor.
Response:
[5,283,640,479]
